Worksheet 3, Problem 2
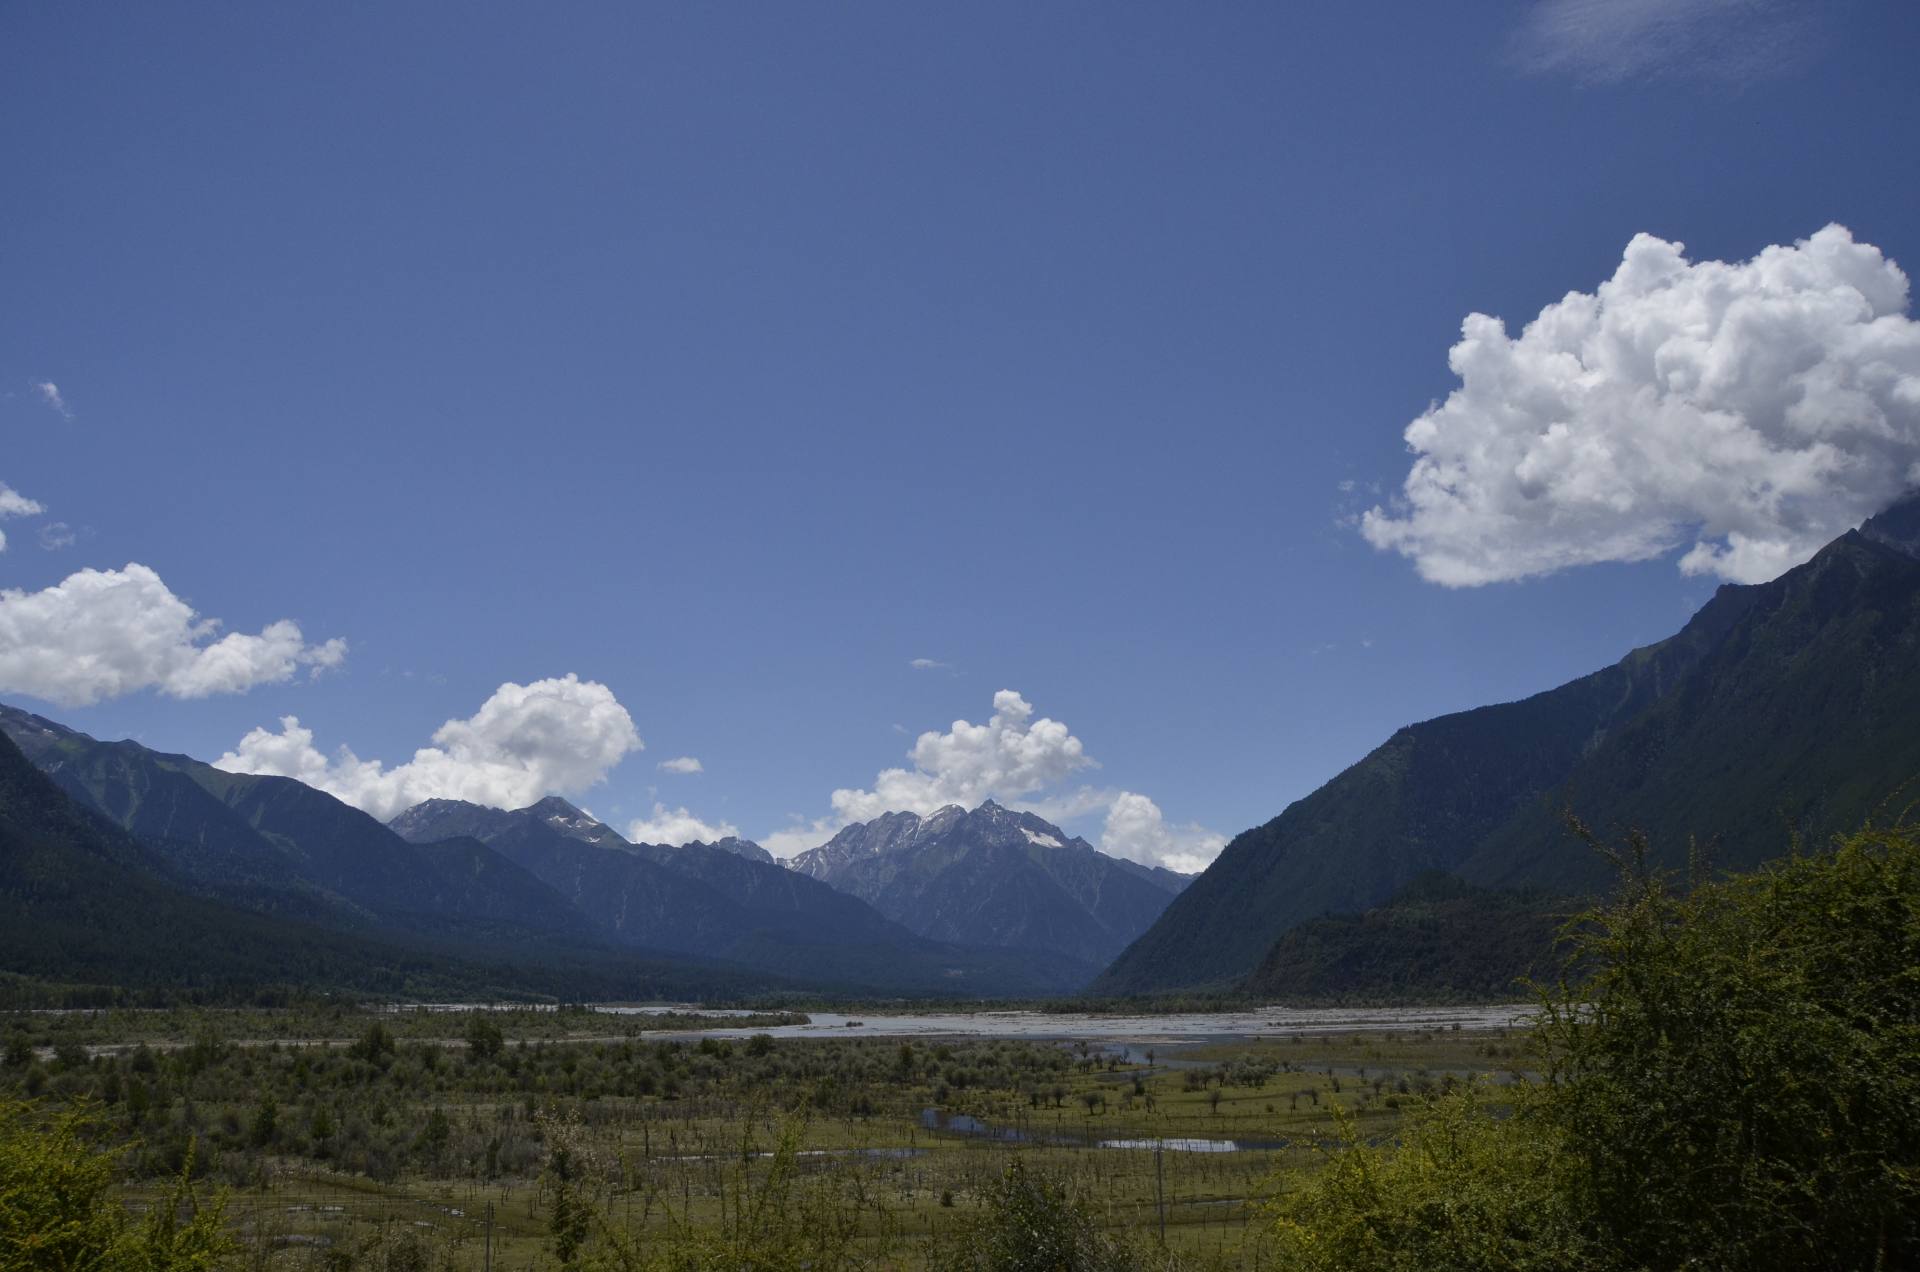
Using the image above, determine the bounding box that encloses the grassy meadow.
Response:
[0,1003,1529,1268]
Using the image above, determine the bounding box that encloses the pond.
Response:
[919,1107,1298,1154]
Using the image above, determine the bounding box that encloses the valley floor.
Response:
[1,1002,1532,1269]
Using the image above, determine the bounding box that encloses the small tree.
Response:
[247,1094,278,1149]
[540,1109,593,1266]
[935,1158,1150,1272]
[464,1014,505,1063]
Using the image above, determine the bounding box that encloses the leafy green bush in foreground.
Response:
[0,1101,233,1270]
[1267,823,1920,1271]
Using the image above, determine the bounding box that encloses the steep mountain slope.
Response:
[790,801,1189,967]
[1461,522,1920,891]
[0,706,590,939]
[391,798,1085,993]
[1098,496,1920,995]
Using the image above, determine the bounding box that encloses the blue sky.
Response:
[4,2,1918,866]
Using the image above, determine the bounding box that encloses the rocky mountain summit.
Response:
[790,800,1189,969]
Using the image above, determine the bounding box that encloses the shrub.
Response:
[934,1157,1158,1272]
[0,1099,234,1270]
[1535,824,1920,1270]
[1261,823,1920,1272]
[1263,1094,1592,1272]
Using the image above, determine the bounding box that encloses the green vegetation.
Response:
[5,820,1919,1267]
[1,1101,233,1269]
[0,995,1441,1267]
[1241,872,1565,1002]
[1266,822,1920,1270]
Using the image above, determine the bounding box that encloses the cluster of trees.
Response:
[0,1021,1076,1189]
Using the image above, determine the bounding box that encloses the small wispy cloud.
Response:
[38,522,75,551]
[33,381,72,420]
[1512,0,1820,86]
[657,756,704,775]
[0,482,44,553]
[0,484,43,520]
[908,657,952,671]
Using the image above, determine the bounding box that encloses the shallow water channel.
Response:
[918,1107,1298,1154]
[642,1002,1532,1047]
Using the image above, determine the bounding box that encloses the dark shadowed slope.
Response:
[1461,521,1920,892]
[0,727,783,1002]
[0,705,592,940]
[1099,495,1920,995]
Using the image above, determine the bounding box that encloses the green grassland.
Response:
[0,1005,1519,1268]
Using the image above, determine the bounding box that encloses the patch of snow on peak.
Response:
[1023,828,1063,849]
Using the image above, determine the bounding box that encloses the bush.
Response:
[1260,823,1920,1272]
[934,1157,1160,1272]
[1535,824,1920,1270]
[0,1099,234,1270]
[1264,1094,1592,1272]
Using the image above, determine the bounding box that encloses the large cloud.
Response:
[1363,225,1920,587]
[828,690,1094,824]
[0,562,346,706]
[0,482,45,553]
[627,803,740,847]
[217,673,644,821]
[762,689,1226,872]
[1100,791,1226,876]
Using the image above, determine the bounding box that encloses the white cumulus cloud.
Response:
[216,673,642,821]
[657,756,704,775]
[0,563,347,706]
[626,802,739,846]
[829,690,1095,824]
[761,689,1225,872]
[1363,225,1920,587]
[1100,791,1225,876]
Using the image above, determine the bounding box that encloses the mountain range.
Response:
[0,721,794,1005]
[790,801,1190,968]
[387,796,1107,992]
[0,706,1184,997]
[1096,493,1920,996]
[5,496,1918,1004]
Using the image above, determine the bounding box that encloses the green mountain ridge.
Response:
[1096,494,1920,996]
